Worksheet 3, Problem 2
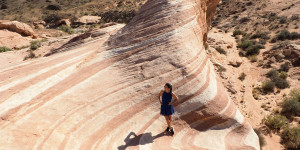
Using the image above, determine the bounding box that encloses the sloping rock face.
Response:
[0,20,36,38]
[0,0,259,149]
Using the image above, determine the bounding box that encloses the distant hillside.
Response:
[0,0,146,24]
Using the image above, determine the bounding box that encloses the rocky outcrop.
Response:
[0,30,31,49]
[0,20,37,38]
[0,0,259,149]
[56,19,71,27]
[74,16,101,25]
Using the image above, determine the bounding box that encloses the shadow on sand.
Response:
[118,131,172,150]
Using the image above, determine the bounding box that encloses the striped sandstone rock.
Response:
[0,0,259,149]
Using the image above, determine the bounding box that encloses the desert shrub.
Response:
[262,114,288,130]
[246,45,262,56]
[215,47,226,55]
[266,69,279,78]
[250,32,270,40]
[254,129,266,148]
[290,32,300,40]
[291,15,299,21]
[281,127,300,149]
[252,88,260,99]
[0,46,12,53]
[262,80,275,93]
[279,71,288,79]
[233,30,246,36]
[279,16,287,24]
[279,62,290,72]
[238,72,246,81]
[268,13,277,21]
[30,41,41,50]
[58,25,74,34]
[23,51,36,60]
[240,17,250,23]
[273,77,289,89]
[271,30,300,42]
[281,89,300,116]
[248,55,258,62]
[238,39,263,56]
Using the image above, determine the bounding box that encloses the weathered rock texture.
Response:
[0,20,36,38]
[0,0,259,149]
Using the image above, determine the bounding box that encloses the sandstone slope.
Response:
[0,0,259,149]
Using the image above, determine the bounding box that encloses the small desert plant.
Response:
[233,30,246,36]
[30,40,41,50]
[252,88,260,99]
[250,32,270,40]
[279,71,288,79]
[215,47,226,55]
[279,62,290,72]
[23,51,36,60]
[266,69,279,78]
[273,77,289,89]
[0,46,12,53]
[271,30,300,42]
[291,15,299,21]
[281,89,300,116]
[281,127,300,149]
[262,114,288,130]
[248,55,258,62]
[58,25,74,34]
[262,80,275,93]
[238,72,246,81]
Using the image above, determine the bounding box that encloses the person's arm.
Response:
[170,93,178,105]
[158,90,163,104]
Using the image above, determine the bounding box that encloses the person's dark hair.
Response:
[165,83,172,94]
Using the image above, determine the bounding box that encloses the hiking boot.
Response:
[170,127,174,135]
[165,127,170,132]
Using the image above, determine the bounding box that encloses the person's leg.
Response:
[168,115,172,127]
[164,116,171,127]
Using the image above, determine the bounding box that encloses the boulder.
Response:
[0,30,31,49]
[229,58,243,67]
[56,19,71,27]
[0,20,37,38]
[33,21,46,29]
[75,16,101,25]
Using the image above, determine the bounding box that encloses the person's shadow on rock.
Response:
[118,131,172,150]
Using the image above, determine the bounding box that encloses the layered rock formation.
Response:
[0,0,259,149]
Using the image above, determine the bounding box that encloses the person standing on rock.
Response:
[158,83,178,135]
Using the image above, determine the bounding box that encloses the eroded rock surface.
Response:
[0,0,259,149]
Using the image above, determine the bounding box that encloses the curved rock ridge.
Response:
[0,0,260,149]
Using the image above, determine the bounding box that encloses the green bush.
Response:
[281,89,300,116]
[281,98,300,116]
[58,25,74,34]
[233,30,246,36]
[30,40,41,50]
[248,55,258,62]
[291,15,299,21]
[271,30,300,42]
[0,46,12,53]
[280,62,290,72]
[281,127,300,149]
[262,80,275,93]
[215,47,227,55]
[263,114,288,130]
[23,51,36,60]
[279,71,288,79]
[250,32,270,40]
[254,129,266,148]
[238,39,263,56]
[273,77,289,89]
[238,72,246,81]
[266,69,279,78]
